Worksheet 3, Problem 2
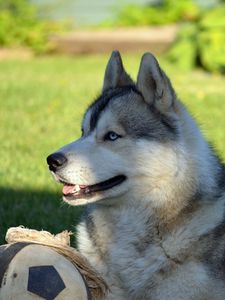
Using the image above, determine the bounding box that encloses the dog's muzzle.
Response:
[46,152,67,172]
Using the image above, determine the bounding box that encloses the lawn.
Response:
[0,54,225,245]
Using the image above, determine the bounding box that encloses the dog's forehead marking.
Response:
[95,108,120,135]
[86,85,142,133]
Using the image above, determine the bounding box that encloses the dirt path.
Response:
[51,25,178,55]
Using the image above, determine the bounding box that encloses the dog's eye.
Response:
[104,131,121,141]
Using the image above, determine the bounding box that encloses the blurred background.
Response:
[0,0,225,244]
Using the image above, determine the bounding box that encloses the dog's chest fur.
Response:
[77,198,225,299]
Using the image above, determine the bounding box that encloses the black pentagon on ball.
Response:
[28,265,66,300]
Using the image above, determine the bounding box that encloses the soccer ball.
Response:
[0,242,92,300]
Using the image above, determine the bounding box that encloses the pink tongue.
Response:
[63,185,75,195]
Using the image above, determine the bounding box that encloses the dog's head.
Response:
[47,51,200,207]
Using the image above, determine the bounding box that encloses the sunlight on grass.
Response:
[0,54,225,244]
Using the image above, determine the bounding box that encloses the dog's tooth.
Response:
[74,185,80,192]
[85,187,90,194]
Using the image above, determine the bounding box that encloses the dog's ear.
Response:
[103,51,134,92]
[137,53,175,114]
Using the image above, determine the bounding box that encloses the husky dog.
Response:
[47,51,225,299]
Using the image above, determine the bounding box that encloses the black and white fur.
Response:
[47,51,225,299]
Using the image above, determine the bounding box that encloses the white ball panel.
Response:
[0,244,89,300]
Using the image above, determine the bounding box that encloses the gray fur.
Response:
[103,50,134,92]
[137,53,175,113]
[107,90,178,140]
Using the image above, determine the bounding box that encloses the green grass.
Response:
[0,54,225,245]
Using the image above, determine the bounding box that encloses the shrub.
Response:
[0,0,66,54]
[167,5,225,73]
[112,0,201,27]
[166,24,197,71]
[198,6,225,73]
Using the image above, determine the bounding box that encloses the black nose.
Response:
[46,152,67,172]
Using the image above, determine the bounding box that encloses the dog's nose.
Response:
[47,152,67,172]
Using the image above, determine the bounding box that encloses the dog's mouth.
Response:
[60,175,127,200]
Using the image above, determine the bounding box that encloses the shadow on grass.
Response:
[0,187,83,246]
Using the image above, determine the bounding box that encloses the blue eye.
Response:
[104,131,121,141]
